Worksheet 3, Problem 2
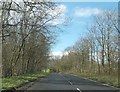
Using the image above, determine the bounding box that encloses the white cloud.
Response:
[75,7,103,17]
[63,51,69,55]
[51,4,67,16]
[47,4,67,25]
[50,51,63,59]
[51,51,63,57]
[50,51,69,59]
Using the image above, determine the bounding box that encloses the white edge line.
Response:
[69,74,119,90]
[69,82,73,85]
[77,88,82,92]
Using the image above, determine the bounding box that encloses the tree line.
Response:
[50,10,119,84]
[1,0,63,77]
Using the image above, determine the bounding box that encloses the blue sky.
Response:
[51,2,118,55]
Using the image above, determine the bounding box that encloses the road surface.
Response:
[27,73,119,92]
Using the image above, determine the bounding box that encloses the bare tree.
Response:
[1,0,65,77]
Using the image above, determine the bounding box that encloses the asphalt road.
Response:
[27,73,119,92]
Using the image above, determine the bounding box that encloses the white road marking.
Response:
[69,74,119,90]
[76,88,82,92]
[83,78,119,89]
[60,74,73,85]
[69,82,73,85]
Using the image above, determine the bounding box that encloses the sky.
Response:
[50,2,118,56]
[2,0,118,56]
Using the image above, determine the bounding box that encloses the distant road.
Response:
[27,73,119,92]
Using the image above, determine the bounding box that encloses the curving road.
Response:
[27,73,119,92]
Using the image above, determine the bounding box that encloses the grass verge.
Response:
[69,72,119,88]
[2,72,50,90]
